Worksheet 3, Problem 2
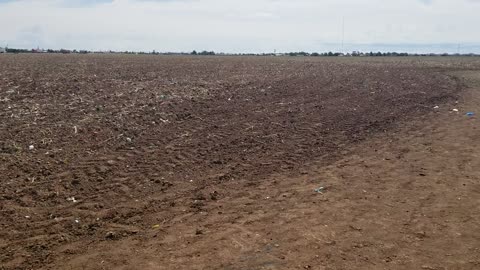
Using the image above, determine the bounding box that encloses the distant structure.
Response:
[0,47,6,53]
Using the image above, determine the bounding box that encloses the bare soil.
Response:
[0,55,479,269]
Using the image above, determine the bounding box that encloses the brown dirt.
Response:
[0,55,479,269]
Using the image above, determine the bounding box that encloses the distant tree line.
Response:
[2,47,479,57]
[191,50,215,55]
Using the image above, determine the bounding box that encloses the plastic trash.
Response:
[466,112,475,117]
[433,106,439,109]
[28,145,34,150]
[452,109,459,112]
[314,187,325,193]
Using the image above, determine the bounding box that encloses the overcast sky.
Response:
[1,0,480,53]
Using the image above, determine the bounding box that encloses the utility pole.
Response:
[341,17,345,54]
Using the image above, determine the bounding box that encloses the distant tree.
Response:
[199,50,215,55]
[191,50,197,55]
[311,52,320,57]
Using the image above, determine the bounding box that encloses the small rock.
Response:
[28,145,34,151]
[195,228,203,235]
[106,160,116,165]
[210,191,219,201]
[105,231,116,239]
[415,231,427,238]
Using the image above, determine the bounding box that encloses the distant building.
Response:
[0,47,6,53]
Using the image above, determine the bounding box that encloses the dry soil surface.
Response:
[0,55,479,270]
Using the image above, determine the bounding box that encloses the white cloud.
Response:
[0,0,479,52]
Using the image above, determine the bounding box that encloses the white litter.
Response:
[453,109,459,112]
[67,197,78,203]
[28,145,34,150]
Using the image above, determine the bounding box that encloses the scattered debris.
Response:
[466,112,475,117]
[25,216,31,219]
[74,126,78,134]
[28,145,34,151]
[452,109,459,112]
[126,137,132,143]
[314,187,326,193]
[152,224,160,229]
[67,197,78,203]
[433,106,439,109]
